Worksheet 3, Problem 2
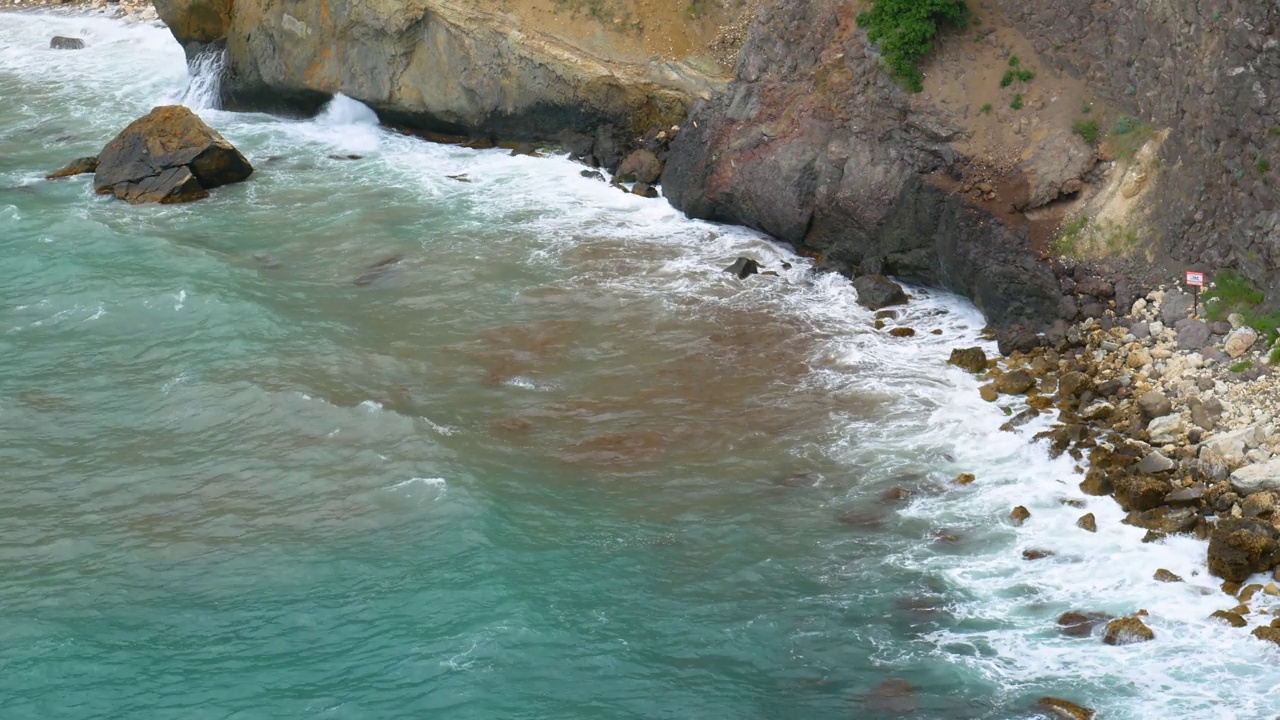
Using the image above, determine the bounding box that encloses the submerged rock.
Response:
[1036,696,1096,720]
[93,105,252,204]
[50,36,86,50]
[1057,611,1108,638]
[45,156,98,180]
[863,678,916,715]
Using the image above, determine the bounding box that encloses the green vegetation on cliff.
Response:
[856,0,969,92]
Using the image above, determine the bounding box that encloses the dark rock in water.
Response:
[888,327,915,338]
[508,142,539,157]
[863,678,915,716]
[1153,568,1183,583]
[995,369,1036,395]
[328,154,364,160]
[947,347,987,373]
[724,257,760,280]
[45,156,99,180]
[1056,611,1108,638]
[779,472,820,488]
[1037,696,1096,720]
[579,169,605,181]
[1207,518,1280,582]
[1022,549,1054,560]
[630,182,659,198]
[852,274,907,310]
[879,486,913,503]
[94,105,252,204]
[354,254,403,286]
[50,36,85,50]
[1077,513,1097,532]
[446,173,472,182]
[615,149,663,185]
[1103,615,1155,645]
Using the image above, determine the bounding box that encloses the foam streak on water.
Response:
[1,11,1278,720]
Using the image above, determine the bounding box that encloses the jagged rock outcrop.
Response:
[93,105,253,204]
[661,0,1060,328]
[155,0,724,158]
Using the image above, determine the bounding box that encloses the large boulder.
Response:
[947,347,988,373]
[93,106,253,204]
[615,150,663,185]
[50,36,86,50]
[1102,615,1155,645]
[1231,458,1280,495]
[1207,518,1280,582]
[154,0,234,45]
[852,274,907,310]
[1010,129,1096,210]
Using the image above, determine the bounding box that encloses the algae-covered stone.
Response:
[1102,615,1155,645]
[1207,518,1280,582]
[948,347,987,373]
[1009,506,1031,526]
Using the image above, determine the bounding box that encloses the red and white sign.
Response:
[1185,271,1205,287]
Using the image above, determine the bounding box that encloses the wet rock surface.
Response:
[93,105,252,204]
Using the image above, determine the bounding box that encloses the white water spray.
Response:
[172,48,225,110]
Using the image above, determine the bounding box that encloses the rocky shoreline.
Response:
[946,274,1280,652]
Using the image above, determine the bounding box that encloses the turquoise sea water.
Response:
[3,13,1280,719]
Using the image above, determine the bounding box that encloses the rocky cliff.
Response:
[154,0,738,157]
[155,0,1280,330]
[663,0,1280,328]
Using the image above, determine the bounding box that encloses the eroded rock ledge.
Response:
[154,0,727,154]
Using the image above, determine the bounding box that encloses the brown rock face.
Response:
[1207,519,1280,583]
[153,0,233,45]
[45,156,98,180]
[1102,616,1155,645]
[94,106,253,204]
[947,347,987,374]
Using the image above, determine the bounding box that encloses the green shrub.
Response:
[1008,55,1020,67]
[1202,270,1264,320]
[1257,157,1270,175]
[1072,118,1100,144]
[1015,68,1035,82]
[980,103,993,114]
[1081,102,1092,114]
[1010,92,1023,110]
[857,0,970,92]
[1113,116,1139,135]
[1229,360,1253,373]
[999,69,1014,88]
[1107,117,1155,160]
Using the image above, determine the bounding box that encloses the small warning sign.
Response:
[1185,271,1205,287]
